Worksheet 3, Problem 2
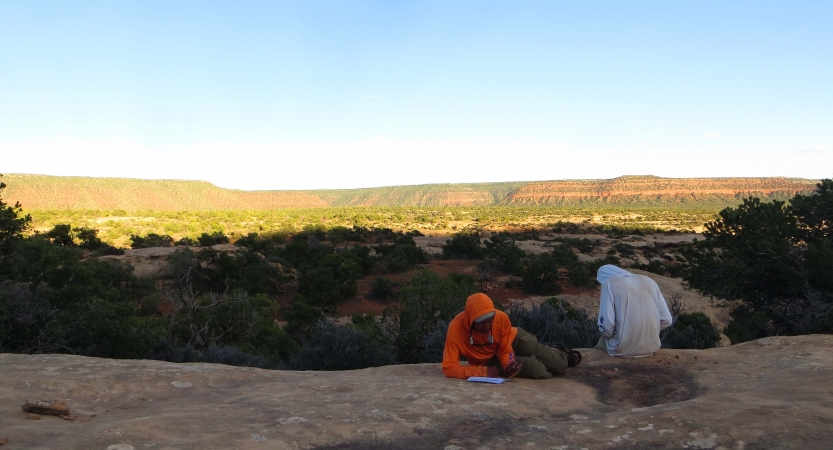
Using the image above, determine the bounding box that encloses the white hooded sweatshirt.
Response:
[596,265,672,357]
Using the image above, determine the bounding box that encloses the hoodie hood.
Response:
[463,293,497,331]
[596,264,632,284]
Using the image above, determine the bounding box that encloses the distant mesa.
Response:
[2,174,820,211]
[505,176,816,206]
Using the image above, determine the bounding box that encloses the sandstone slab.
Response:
[98,244,240,279]
[1,335,832,449]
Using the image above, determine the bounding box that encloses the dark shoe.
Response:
[554,344,582,368]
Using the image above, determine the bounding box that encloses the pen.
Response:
[506,352,517,381]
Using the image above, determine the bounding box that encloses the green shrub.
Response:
[567,263,595,288]
[552,237,600,254]
[276,240,368,307]
[283,297,325,338]
[420,319,449,363]
[507,300,598,349]
[297,253,362,305]
[604,225,645,238]
[326,226,389,244]
[41,224,122,255]
[170,247,293,296]
[484,232,526,274]
[284,320,397,371]
[612,242,635,257]
[300,224,327,241]
[0,236,164,358]
[175,236,198,246]
[722,307,774,344]
[91,245,125,256]
[639,259,668,276]
[661,312,721,349]
[582,256,621,280]
[0,176,31,256]
[341,244,378,275]
[131,233,175,249]
[520,252,563,295]
[369,276,396,302]
[394,270,476,364]
[374,235,428,273]
[684,180,833,336]
[544,297,580,320]
[197,231,230,246]
[521,245,604,295]
[442,231,485,259]
[165,289,290,359]
[151,342,274,369]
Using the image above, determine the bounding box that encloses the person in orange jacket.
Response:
[442,293,581,379]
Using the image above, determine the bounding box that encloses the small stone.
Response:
[22,400,70,416]
[0,438,8,445]
[60,415,78,421]
[26,413,41,420]
[79,417,91,422]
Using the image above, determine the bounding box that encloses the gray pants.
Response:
[487,327,569,379]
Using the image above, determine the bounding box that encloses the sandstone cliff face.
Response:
[4,174,820,210]
[2,174,328,210]
[1,335,831,449]
[506,176,817,206]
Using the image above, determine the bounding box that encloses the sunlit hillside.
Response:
[4,174,819,211]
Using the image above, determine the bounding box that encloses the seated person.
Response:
[442,293,581,379]
[596,265,673,357]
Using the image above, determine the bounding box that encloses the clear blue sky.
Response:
[1,1,831,190]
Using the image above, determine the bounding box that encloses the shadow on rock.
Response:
[566,359,701,408]
[310,418,543,450]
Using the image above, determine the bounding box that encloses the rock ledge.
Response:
[1,335,832,449]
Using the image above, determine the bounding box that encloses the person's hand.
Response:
[486,366,501,377]
[504,360,522,379]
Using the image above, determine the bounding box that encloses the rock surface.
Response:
[2,335,832,449]
[98,244,239,279]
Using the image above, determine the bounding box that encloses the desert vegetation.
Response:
[6,173,819,249]
[2,173,830,371]
[25,206,714,249]
[683,179,833,342]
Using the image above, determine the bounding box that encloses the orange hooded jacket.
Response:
[442,293,518,379]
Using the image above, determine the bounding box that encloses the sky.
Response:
[1,1,832,190]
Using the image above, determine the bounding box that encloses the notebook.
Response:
[467,377,506,384]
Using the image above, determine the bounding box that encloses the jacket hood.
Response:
[464,293,497,331]
[596,264,631,284]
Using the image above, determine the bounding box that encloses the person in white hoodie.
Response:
[596,265,673,357]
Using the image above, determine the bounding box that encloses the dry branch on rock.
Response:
[21,400,70,416]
